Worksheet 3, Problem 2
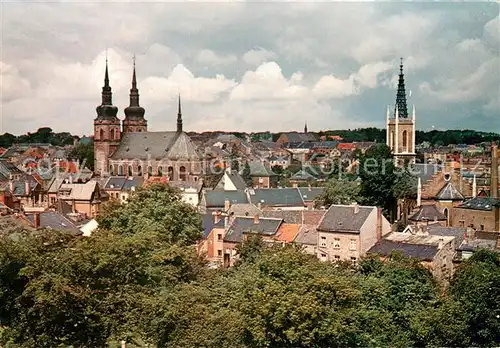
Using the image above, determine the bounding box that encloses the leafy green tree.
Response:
[242,162,252,187]
[448,250,500,346]
[314,177,360,208]
[98,183,202,245]
[358,144,397,220]
[68,142,94,170]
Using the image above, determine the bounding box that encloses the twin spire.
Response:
[100,55,183,130]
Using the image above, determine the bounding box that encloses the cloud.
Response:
[1,2,498,135]
[196,49,238,66]
[242,48,277,66]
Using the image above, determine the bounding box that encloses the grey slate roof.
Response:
[426,225,467,246]
[201,213,225,238]
[204,190,249,208]
[244,161,276,177]
[25,212,81,235]
[0,160,23,177]
[290,169,317,181]
[317,205,373,233]
[224,216,283,243]
[294,224,318,246]
[104,176,144,191]
[457,197,500,211]
[368,240,438,261]
[282,133,316,143]
[248,188,305,207]
[298,187,324,202]
[110,131,202,161]
[409,205,447,222]
[261,210,326,225]
[227,173,247,190]
[436,182,465,201]
[227,203,262,217]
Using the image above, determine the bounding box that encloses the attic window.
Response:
[145,147,149,151]
[125,147,129,152]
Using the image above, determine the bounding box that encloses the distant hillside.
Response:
[0,127,76,148]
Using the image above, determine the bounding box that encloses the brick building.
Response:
[93,59,204,181]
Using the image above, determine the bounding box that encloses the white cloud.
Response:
[242,48,277,66]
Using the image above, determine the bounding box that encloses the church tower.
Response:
[123,57,147,133]
[94,58,121,177]
[386,58,416,166]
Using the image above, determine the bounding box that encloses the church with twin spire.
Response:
[93,59,204,180]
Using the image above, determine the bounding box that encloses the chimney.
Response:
[9,180,14,193]
[224,199,231,212]
[376,208,383,241]
[438,238,444,250]
[33,212,40,228]
[69,175,73,184]
[253,214,259,224]
[257,202,262,210]
[491,142,498,198]
[213,211,221,224]
[25,181,30,196]
[292,182,298,188]
[352,202,359,214]
[308,184,312,192]
[472,174,477,198]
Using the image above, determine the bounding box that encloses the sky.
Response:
[0,1,499,136]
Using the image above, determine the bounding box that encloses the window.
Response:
[333,238,340,249]
[459,220,465,227]
[128,165,133,177]
[121,195,126,201]
[349,239,357,251]
[402,130,408,151]
[320,253,327,261]
[217,234,222,241]
[137,165,142,176]
[99,129,104,139]
[217,250,222,257]
[350,257,357,263]
[167,166,174,180]
[158,166,163,176]
[118,165,124,176]
[179,166,187,181]
[334,255,340,260]
[320,236,327,247]
[147,166,153,176]
[110,129,115,139]
[480,224,484,231]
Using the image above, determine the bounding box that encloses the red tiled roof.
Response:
[337,143,356,150]
[275,223,300,243]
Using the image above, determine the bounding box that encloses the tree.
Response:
[242,162,252,188]
[358,144,397,220]
[229,144,240,173]
[393,168,418,226]
[68,142,94,170]
[314,177,360,208]
[97,182,202,245]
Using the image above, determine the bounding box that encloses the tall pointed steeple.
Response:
[177,94,183,133]
[124,55,145,119]
[96,55,118,120]
[395,58,409,118]
[304,121,308,134]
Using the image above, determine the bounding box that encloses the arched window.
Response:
[128,165,133,177]
[167,166,174,180]
[148,166,153,176]
[100,129,104,140]
[113,164,118,176]
[109,165,114,175]
[110,128,115,140]
[402,130,408,152]
[118,165,124,176]
[390,130,395,150]
[158,166,163,176]
[137,165,142,176]
[179,166,187,181]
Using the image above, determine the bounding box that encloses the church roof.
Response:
[436,182,465,201]
[110,131,203,161]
